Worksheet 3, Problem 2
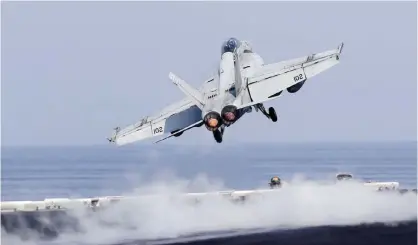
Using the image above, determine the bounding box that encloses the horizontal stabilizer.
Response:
[169,72,205,109]
[154,120,203,143]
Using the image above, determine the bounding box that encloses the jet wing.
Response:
[108,98,202,145]
[154,119,203,143]
[108,74,216,146]
[236,43,344,109]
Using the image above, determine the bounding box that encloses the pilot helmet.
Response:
[269,176,281,187]
[336,173,353,181]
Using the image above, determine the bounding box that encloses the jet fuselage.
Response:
[200,38,263,132]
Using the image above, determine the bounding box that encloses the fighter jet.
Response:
[108,38,344,144]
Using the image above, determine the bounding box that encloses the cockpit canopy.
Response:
[221,37,240,55]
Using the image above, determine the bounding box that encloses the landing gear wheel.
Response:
[268,107,277,122]
[256,103,277,122]
[213,130,223,143]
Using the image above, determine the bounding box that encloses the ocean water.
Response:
[2,142,417,201]
[1,142,417,245]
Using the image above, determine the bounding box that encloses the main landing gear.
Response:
[256,103,277,122]
[213,125,225,143]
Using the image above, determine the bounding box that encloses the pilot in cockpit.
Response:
[221,38,240,54]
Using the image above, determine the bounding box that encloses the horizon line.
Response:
[1,140,417,148]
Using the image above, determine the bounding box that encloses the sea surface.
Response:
[1,142,417,245]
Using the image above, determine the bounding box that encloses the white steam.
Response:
[3,173,417,245]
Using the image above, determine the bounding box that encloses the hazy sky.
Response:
[2,1,417,146]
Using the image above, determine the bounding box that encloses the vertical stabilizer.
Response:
[168,72,205,109]
[234,53,244,95]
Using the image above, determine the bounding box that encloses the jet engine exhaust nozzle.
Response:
[221,105,238,124]
[203,111,223,131]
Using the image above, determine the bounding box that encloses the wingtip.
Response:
[338,42,344,54]
[168,72,178,84]
[107,138,117,144]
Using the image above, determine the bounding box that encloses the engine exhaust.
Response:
[221,105,238,125]
[203,111,223,131]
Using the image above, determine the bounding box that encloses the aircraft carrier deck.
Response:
[2,173,417,244]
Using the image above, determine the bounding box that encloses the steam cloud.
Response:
[3,173,417,245]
